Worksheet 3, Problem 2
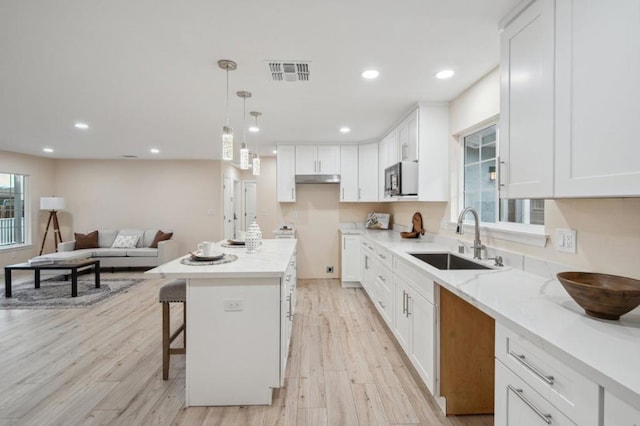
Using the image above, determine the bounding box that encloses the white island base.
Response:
[187,277,280,406]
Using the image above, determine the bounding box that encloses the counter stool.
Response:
[159,278,186,380]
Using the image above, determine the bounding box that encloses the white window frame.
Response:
[0,173,32,252]
[447,120,548,248]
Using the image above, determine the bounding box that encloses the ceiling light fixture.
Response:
[340,126,351,133]
[253,151,261,176]
[218,59,237,161]
[74,122,89,130]
[43,148,54,153]
[361,69,379,80]
[435,69,455,79]
[237,91,252,169]
[249,111,262,133]
[150,148,160,154]
[272,149,278,154]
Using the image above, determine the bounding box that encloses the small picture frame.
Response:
[366,212,390,230]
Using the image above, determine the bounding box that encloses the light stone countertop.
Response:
[146,239,297,279]
[357,229,640,408]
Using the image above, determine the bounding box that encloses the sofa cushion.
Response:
[111,235,139,248]
[99,230,118,248]
[117,229,145,248]
[150,230,173,248]
[126,248,158,257]
[143,229,159,247]
[75,231,99,249]
[93,248,128,257]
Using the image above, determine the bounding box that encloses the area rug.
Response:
[0,277,145,309]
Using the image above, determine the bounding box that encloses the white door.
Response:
[223,176,234,240]
[243,181,257,229]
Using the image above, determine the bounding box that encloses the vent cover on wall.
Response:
[266,61,310,82]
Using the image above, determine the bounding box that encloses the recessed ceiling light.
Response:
[435,69,455,79]
[43,148,54,153]
[74,122,89,130]
[150,148,160,154]
[361,69,380,80]
[340,127,351,133]
[272,150,277,154]
[249,126,259,133]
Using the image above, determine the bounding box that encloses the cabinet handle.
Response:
[378,275,385,282]
[507,385,552,424]
[402,291,407,315]
[378,300,385,309]
[378,253,386,259]
[509,351,555,385]
[497,156,505,189]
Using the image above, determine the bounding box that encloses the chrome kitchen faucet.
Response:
[456,207,485,259]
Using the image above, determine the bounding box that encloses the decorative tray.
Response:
[189,251,224,261]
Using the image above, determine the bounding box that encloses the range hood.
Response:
[295,174,340,184]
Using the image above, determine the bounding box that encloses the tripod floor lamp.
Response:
[39,196,66,255]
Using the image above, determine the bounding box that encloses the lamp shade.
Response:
[40,197,65,211]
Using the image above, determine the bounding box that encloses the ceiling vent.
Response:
[266,61,310,82]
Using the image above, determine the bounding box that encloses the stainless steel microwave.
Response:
[384,161,418,197]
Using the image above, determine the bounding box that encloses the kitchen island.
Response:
[146,239,297,407]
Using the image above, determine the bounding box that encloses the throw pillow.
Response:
[150,230,173,248]
[75,230,99,249]
[111,235,140,249]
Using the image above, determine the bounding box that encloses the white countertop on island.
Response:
[146,239,297,279]
[357,229,640,407]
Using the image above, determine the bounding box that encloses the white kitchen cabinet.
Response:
[554,0,640,197]
[604,390,640,426]
[295,145,340,175]
[340,233,361,287]
[378,136,390,200]
[360,240,376,295]
[495,322,599,426]
[358,142,378,201]
[415,104,449,201]
[276,145,296,202]
[495,360,574,426]
[394,277,411,351]
[280,253,296,385]
[499,0,555,199]
[399,109,418,162]
[340,145,359,201]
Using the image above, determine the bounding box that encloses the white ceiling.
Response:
[0,0,519,160]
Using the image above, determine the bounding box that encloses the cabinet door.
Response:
[495,360,575,426]
[409,290,436,394]
[605,390,640,426]
[358,142,378,201]
[340,146,359,201]
[387,129,399,167]
[400,109,419,162]
[360,244,375,295]
[393,277,411,352]
[295,145,317,174]
[317,145,340,174]
[277,145,296,202]
[500,0,555,198]
[555,0,640,197]
[341,235,361,282]
[378,138,389,200]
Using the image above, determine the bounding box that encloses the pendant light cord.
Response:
[225,69,230,127]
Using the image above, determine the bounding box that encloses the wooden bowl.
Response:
[556,272,640,320]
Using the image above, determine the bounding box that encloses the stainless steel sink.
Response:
[408,252,491,270]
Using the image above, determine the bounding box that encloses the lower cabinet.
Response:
[393,267,436,394]
[604,390,640,426]
[340,234,361,286]
[280,252,296,385]
[495,360,575,425]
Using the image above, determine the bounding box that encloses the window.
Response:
[462,124,544,226]
[0,173,27,247]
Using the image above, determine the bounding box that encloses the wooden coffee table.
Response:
[4,259,100,298]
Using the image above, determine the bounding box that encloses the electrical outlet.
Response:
[223,299,243,312]
[556,228,577,254]
[326,266,334,273]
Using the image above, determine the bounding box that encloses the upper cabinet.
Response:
[295,145,340,175]
[358,143,379,201]
[276,145,296,202]
[554,0,640,197]
[499,0,555,199]
[340,145,359,202]
[500,0,640,198]
[399,109,419,163]
[416,104,449,201]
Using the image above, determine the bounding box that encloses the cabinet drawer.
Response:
[496,323,599,426]
[375,262,393,295]
[496,359,575,426]
[393,255,434,303]
[371,243,393,271]
[374,278,393,325]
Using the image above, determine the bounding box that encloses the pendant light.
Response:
[249,112,262,175]
[237,91,251,169]
[249,111,261,133]
[218,60,237,161]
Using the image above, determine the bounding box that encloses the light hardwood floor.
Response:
[0,272,493,425]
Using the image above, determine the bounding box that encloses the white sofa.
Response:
[34,229,179,268]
